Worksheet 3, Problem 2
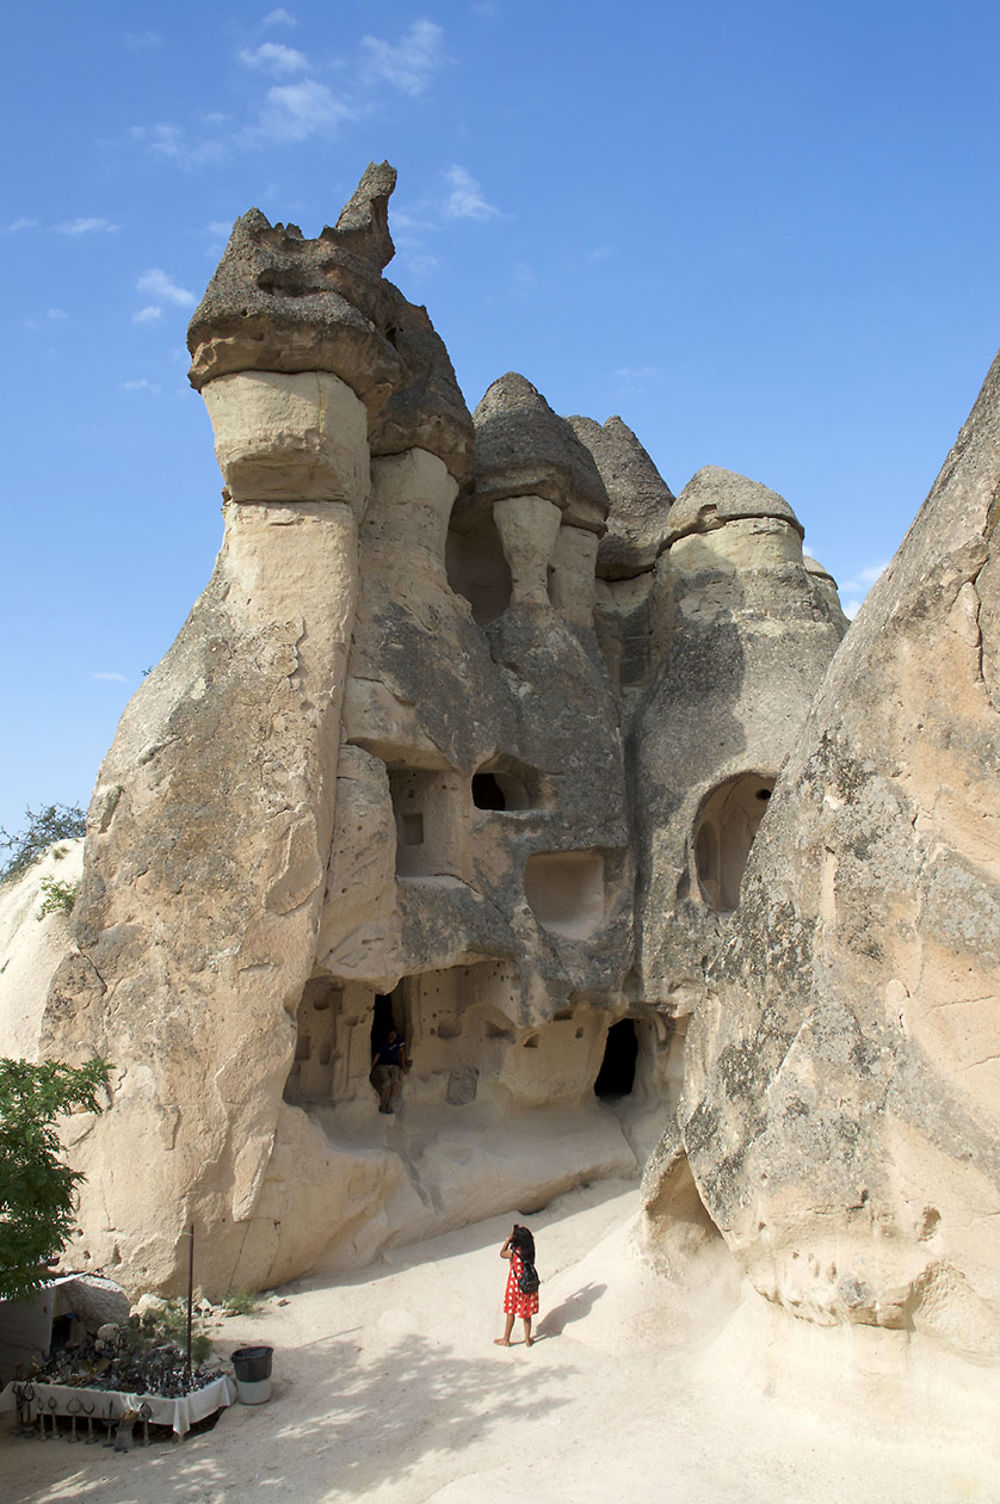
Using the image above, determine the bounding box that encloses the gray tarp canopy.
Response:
[0,1275,127,1382]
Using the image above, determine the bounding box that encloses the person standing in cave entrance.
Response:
[494,1223,539,1347]
[372,1028,409,1114]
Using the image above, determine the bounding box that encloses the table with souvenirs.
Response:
[0,1372,237,1439]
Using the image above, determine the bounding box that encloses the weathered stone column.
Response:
[42,371,370,1295]
[493,494,562,606]
[40,164,431,1295]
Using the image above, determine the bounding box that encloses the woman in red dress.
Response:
[494,1223,539,1347]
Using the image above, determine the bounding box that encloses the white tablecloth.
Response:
[0,1374,237,1436]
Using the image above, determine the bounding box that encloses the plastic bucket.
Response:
[231,1345,273,1404]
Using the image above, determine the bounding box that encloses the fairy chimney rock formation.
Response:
[568,413,675,580]
[10,163,856,1302]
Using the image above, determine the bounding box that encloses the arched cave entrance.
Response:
[693,772,775,913]
[594,1018,638,1100]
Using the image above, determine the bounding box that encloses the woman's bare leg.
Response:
[494,1314,515,1347]
[523,1316,533,1347]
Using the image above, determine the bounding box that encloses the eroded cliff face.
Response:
[9,164,848,1299]
[681,351,1000,1360]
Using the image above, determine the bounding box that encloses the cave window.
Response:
[693,772,775,913]
[388,766,462,878]
[399,812,424,846]
[446,507,512,625]
[594,1019,638,1100]
[472,773,506,810]
[472,757,540,813]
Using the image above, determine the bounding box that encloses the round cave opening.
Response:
[594,1018,638,1100]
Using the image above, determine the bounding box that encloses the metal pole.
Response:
[186,1223,194,1380]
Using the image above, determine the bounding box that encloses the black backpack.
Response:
[518,1260,540,1295]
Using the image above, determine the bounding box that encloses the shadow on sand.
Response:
[6,1329,575,1504]
[536,1282,607,1338]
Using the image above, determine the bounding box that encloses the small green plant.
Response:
[222,1288,260,1317]
[157,1299,213,1363]
[0,804,86,885]
[37,877,81,921]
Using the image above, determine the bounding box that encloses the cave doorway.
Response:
[371,989,403,1056]
[594,1018,638,1100]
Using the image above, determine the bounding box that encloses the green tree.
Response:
[0,804,87,885]
[0,1057,109,1301]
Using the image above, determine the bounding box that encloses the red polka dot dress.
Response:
[503,1249,539,1319]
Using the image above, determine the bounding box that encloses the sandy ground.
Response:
[3,1181,997,1504]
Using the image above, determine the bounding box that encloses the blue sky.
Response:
[2,1,999,837]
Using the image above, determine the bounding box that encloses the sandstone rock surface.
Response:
[681,351,1000,1357]
[630,466,846,1016]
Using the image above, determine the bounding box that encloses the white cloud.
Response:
[614,364,665,381]
[56,217,119,236]
[263,7,297,25]
[239,42,308,75]
[255,79,352,142]
[126,30,161,50]
[5,216,38,233]
[613,365,667,396]
[132,306,162,324]
[395,245,440,280]
[360,19,446,97]
[46,308,68,322]
[839,560,888,619]
[588,244,615,262]
[443,166,501,221]
[135,122,229,170]
[92,671,129,683]
[136,268,196,307]
[121,378,161,393]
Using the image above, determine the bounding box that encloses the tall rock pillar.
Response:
[39,165,453,1294]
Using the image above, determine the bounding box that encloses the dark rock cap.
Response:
[186,162,474,481]
[665,466,803,547]
[567,414,674,579]
[466,373,609,533]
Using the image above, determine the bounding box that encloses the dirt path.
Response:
[3,1182,995,1503]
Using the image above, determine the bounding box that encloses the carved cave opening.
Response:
[524,850,605,937]
[284,976,344,1105]
[693,772,775,913]
[388,766,462,879]
[594,1018,638,1100]
[446,508,512,625]
[370,987,405,1055]
[472,755,540,812]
